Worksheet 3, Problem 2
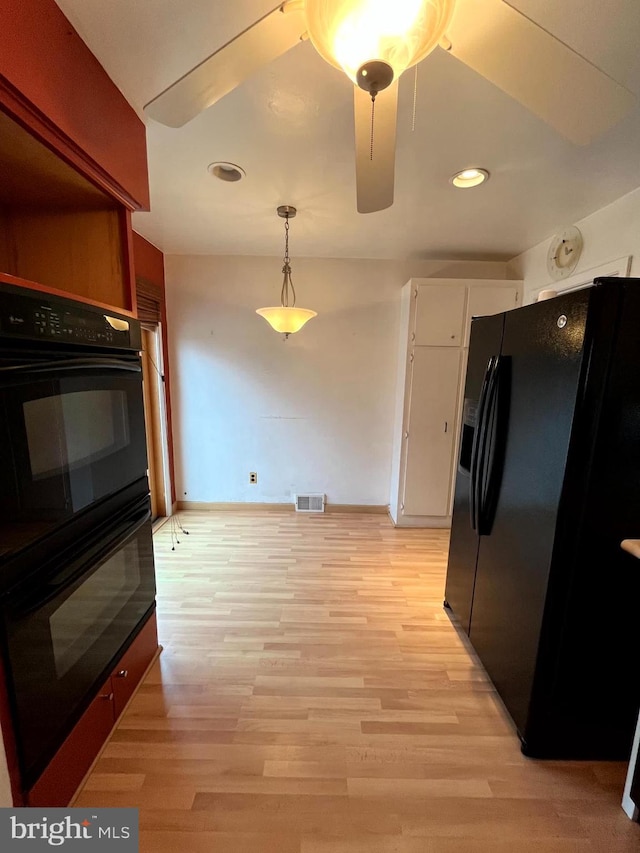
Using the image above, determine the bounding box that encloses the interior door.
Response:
[402,347,461,517]
[468,292,589,738]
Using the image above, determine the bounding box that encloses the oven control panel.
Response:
[0,284,140,350]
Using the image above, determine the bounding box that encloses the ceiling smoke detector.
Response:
[207,162,246,182]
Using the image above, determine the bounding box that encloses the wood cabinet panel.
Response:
[26,612,159,807]
[402,347,461,516]
[0,206,13,275]
[414,284,466,346]
[6,209,127,309]
[27,679,115,808]
[111,612,159,719]
[0,110,133,312]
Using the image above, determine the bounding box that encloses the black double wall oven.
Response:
[0,283,156,790]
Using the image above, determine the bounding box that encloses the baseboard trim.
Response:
[177,501,389,515]
[325,504,388,514]
[178,501,292,512]
[389,513,452,528]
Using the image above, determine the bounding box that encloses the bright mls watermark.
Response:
[0,809,138,850]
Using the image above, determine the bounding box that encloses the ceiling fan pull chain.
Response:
[370,96,376,161]
[412,64,419,132]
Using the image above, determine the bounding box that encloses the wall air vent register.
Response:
[295,494,325,513]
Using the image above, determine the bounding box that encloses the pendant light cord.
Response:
[281,213,297,307]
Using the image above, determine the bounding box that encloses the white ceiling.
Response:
[55,0,640,261]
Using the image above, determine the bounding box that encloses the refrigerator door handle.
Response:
[474,357,500,532]
[478,355,511,536]
[469,356,496,530]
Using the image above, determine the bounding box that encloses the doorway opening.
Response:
[140,324,172,522]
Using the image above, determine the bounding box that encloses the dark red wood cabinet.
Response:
[27,613,159,808]
[0,0,149,211]
[0,1,162,809]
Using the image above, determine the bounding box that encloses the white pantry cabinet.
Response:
[414,284,466,346]
[389,278,522,527]
[402,347,461,516]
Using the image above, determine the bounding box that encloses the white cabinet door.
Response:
[463,285,519,346]
[414,284,466,346]
[402,347,461,517]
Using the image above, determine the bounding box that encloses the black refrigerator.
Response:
[445,277,640,760]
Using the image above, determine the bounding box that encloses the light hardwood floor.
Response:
[76,511,640,852]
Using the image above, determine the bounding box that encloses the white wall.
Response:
[165,255,511,506]
[508,187,640,303]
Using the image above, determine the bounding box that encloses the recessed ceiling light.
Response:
[207,162,246,183]
[451,168,490,189]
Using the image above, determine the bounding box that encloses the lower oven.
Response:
[0,492,156,789]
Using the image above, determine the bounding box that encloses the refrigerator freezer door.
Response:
[468,291,590,740]
[445,313,504,633]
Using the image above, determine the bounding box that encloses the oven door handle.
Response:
[9,504,151,616]
[0,358,141,374]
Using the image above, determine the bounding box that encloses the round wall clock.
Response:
[547,226,583,280]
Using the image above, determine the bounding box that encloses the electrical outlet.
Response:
[249,472,257,484]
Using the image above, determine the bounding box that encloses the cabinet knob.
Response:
[100,692,114,701]
[116,670,129,678]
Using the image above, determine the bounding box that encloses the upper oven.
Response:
[0,283,148,569]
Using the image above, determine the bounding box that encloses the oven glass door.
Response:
[1,498,156,787]
[0,353,148,562]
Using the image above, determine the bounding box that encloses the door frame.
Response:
[141,323,172,519]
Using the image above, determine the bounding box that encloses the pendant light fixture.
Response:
[256,206,317,337]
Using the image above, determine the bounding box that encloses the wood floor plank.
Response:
[73,510,639,852]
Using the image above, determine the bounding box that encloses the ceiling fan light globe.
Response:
[256,307,318,334]
[305,0,456,83]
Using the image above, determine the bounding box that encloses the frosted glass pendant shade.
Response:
[304,0,455,84]
[256,306,317,334]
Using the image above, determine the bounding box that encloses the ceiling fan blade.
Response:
[445,0,636,145]
[144,3,306,127]
[354,81,398,214]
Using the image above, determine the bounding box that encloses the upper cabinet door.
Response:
[464,286,519,347]
[414,284,466,346]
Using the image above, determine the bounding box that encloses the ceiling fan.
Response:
[144,0,635,214]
